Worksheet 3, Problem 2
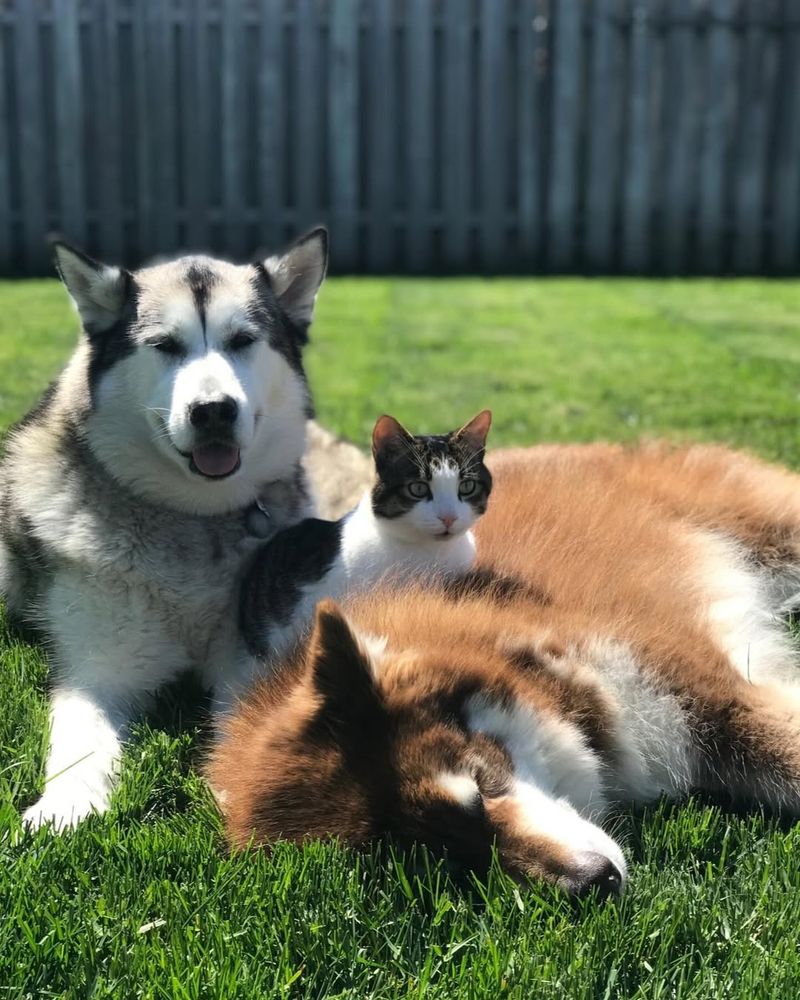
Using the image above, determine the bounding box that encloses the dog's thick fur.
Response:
[210,442,800,898]
[0,230,371,830]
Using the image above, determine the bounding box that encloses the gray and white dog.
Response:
[0,229,371,831]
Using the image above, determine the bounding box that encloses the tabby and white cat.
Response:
[240,410,492,660]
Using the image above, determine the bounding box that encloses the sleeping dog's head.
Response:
[53,230,327,514]
[210,597,627,901]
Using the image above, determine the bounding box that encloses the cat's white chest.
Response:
[340,499,476,584]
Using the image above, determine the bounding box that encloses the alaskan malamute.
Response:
[0,229,371,830]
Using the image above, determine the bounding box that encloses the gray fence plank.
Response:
[442,0,472,270]
[222,0,246,258]
[662,0,700,274]
[131,0,155,257]
[329,0,359,269]
[621,2,655,273]
[293,0,322,236]
[146,0,179,256]
[257,0,284,254]
[14,0,47,271]
[733,0,781,274]
[53,0,86,249]
[91,0,124,261]
[181,0,209,251]
[405,0,433,273]
[479,0,507,269]
[585,0,624,271]
[0,17,12,269]
[771,6,800,273]
[367,0,395,272]
[547,0,582,271]
[516,0,543,265]
[698,0,739,274]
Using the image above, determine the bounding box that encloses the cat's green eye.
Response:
[407,481,430,499]
[459,479,478,498]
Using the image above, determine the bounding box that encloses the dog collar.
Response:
[244,497,272,538]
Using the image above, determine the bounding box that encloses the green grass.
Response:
[3,277,800,998]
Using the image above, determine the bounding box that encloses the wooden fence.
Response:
[0,0,798,275]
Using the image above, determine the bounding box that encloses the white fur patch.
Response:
[437,771,481,809]
[465,693,607,814]
[507,778,628,883]
[582,639,695,802]
[691,528,800,688]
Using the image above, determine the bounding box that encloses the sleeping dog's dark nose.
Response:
[566,852,624,901]
[189,397,239,429]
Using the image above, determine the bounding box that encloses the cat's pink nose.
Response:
[439,514,456,530]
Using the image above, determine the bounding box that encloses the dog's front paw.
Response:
[22,785,108,833]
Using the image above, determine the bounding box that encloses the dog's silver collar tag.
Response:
[245,498,272,538]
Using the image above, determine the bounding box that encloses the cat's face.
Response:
[370,411,492,541]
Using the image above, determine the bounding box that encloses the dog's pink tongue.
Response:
[192,443,240,477]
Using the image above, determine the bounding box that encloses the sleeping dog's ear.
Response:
[52,242,133,337]
[263,227,328,331]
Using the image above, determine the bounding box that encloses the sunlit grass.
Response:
[3,276,800,997]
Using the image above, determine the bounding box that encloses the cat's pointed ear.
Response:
[455,410,492,452]
[307,600,380,716]
[372,414,413,458]
[263,227,328,331]
[53,242,133,337]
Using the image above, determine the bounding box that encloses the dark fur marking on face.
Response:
[184,262,218,337]
[85,272,139,405]
[240,517,344,656]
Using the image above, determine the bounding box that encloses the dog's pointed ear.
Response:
[372,414,414,460]
[307,599,380,719]
[455,409,492,452]
[53,242,132,337]
[263,227,328,330]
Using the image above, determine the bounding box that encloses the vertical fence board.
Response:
[0,17,12,268]
[257,0,285,254]
[698,0,739,273]
[181,0,209,250]
[662,0,700,273]
[442,0,471,270]
[329,0,359,269]
[405,0,433,272]
[222,0,246,257]
[91,0,124,260]
[53,0,86,248]
[367,0,395,271]
[547,0,582,270]
[147,0,179,255]
[585,0,624,271]
[516,0,542,265]
[132,0,155,256]
[621,2,654,272]
[732,0,781,273]
[771,5,800,273]
[293,0,321,235]
[15,0,47,270]
[479,0,507,268]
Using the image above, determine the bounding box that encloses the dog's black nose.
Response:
[189,397,239,428]
[567,852,624,901]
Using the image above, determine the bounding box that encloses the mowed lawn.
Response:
[2,276,800,999]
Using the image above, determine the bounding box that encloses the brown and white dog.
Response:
[209,442,800,898]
